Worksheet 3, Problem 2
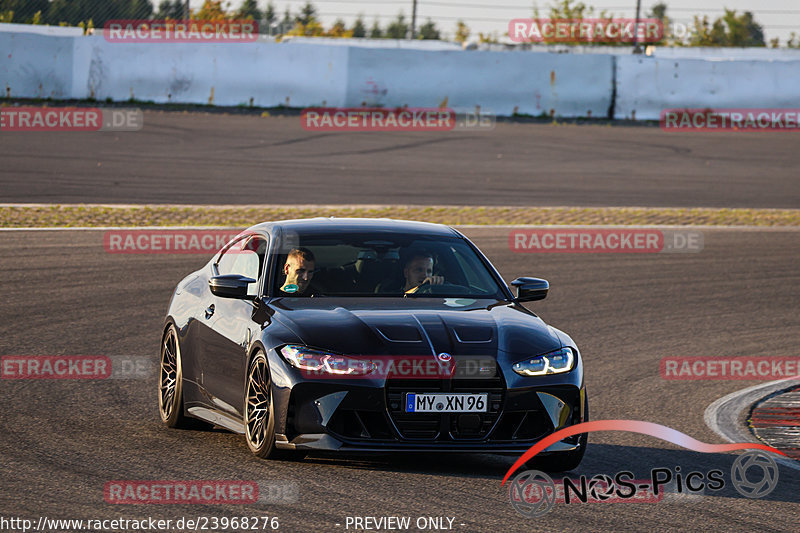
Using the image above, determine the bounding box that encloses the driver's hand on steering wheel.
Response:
[405,275,444,294]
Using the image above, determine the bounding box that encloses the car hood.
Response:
[268,298,562,358]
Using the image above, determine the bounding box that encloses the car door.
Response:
[197,233,268,418]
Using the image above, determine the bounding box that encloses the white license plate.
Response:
[405,393,487,413]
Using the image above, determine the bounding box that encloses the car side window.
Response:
[216,235,268,295]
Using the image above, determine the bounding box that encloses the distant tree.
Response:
[156,0,184,19]
[287,19,324,36]
[544,0,590,19]
[46,0,153,27]
[261,2,276,34]
[287,2,324,37]
[788,32,800,48]
[295,1,316,26]
[478,31,499,44]
[369,18,383,38]
[647,2,667,20]
[236,0,261,20]
[192,0,228,21]
[686,16,724,46]
[533,0,627,45]
[326,18,352,37]
[454,20,470,43]
[528,0,591,44]
[686,9,765,47]
[278,7,292,34]
[723,10,764,46]
[129,0,156,20]
[351,15,366,37]
[646,3,667,26]
[418,18,440,40]
[385,12,408,39]
[644,2,669,45]
[0,0,49,22]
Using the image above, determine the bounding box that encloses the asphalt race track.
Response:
[1,112,799,208]
[1,228,798,532]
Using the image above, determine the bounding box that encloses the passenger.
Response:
[279,247,316,295]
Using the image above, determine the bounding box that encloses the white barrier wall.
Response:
[615,56,800,120]
[345,48,613,116]
[0,32,78,99]
[71,36,350,107]
[2,24,799,120]
[0,25,614,114]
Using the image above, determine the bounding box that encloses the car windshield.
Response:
[272,232,506,298]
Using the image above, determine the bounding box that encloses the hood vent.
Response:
[375,325,423,343]
[453,326,493,343]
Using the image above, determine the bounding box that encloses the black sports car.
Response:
[159,218,588,471]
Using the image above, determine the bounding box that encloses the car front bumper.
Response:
[272,371,586,454]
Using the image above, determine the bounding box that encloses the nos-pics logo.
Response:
[508,450,779,517]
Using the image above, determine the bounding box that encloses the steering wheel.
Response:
[410,282,470,295]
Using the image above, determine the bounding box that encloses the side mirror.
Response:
[209,274,256,299]
[510,277,549,302]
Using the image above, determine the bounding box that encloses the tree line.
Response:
[0,0,448,40]
[0,0,797,47]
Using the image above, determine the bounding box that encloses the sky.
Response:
[197,1,800,44]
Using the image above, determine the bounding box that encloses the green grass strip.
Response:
[1,205,799,227]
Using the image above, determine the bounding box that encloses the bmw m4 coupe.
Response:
[159,218,588,471]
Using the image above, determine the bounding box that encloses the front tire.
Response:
[245,351,280,458]
[158,324,189,428]
[244,350,307,461]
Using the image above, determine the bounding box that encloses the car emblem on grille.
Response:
[437,353,452,363]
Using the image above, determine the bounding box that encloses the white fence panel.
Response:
[615,56,800,120]
[346,48,614,116]
[70,36,349,107]
[0,32,77,99]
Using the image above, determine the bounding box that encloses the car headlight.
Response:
[512,347,575,376]
[279,345,375,376]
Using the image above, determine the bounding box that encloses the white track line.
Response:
[704,378,800,472]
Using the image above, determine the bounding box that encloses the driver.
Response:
[403,252,444,294]
[280,247,316,295]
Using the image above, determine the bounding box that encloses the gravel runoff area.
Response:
[2,204,800,228]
